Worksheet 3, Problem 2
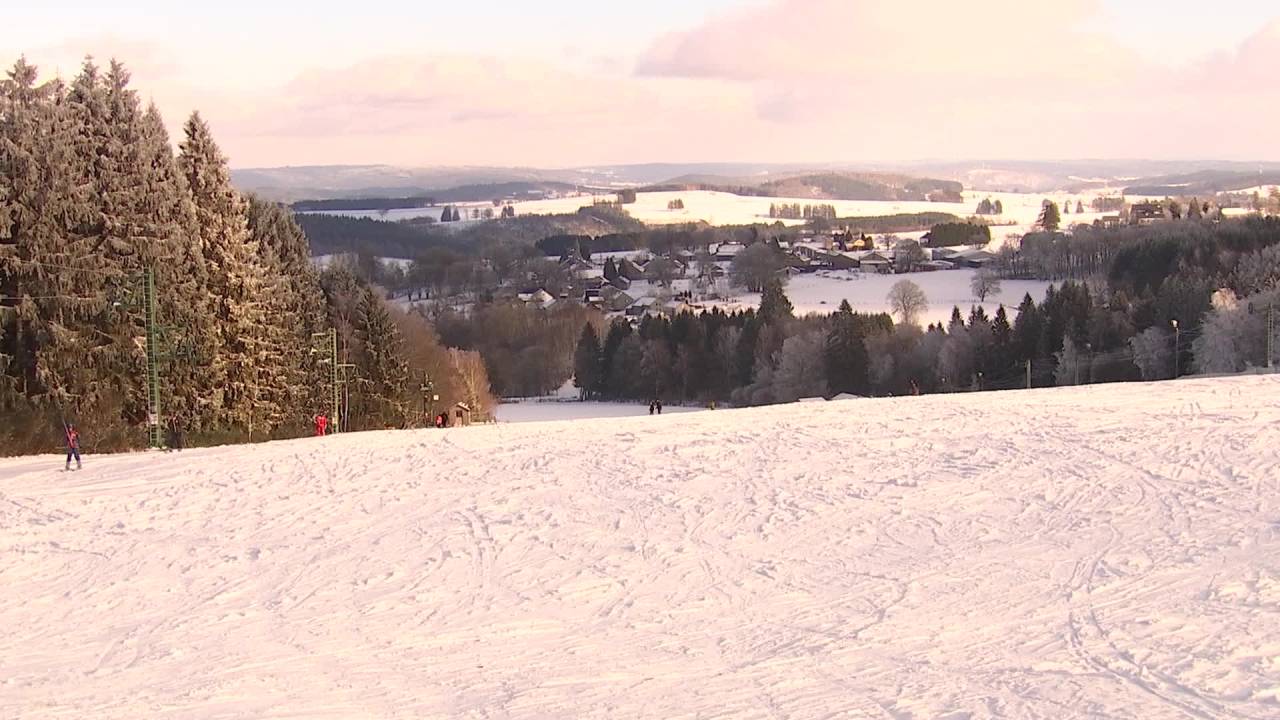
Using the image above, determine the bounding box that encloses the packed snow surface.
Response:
[3,376,1280,718]
[496,401,705,423]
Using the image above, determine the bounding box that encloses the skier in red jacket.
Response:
[314,414,329,436]
[64,424,82,471]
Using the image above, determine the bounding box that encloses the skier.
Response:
[656,399,664,415]
[64,423,82,471]
[165,417,185,452]
[648,401,655,416]
[314,413,328,437]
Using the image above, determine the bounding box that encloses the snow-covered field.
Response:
[497,400,705,423]
[297,204,495,225]
[296,188,1119,233]
[713,268,1052,326]
[3,375,1279,718]
[510,188,1116,231]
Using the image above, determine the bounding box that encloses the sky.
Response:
[5,0,1280,168]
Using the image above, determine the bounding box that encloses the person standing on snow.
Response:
[314,413,328,436]
[64,424,82,471]
[165,416,185,452]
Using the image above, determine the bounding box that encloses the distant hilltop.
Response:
[231,160,1280,203]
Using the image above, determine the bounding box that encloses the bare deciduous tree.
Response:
[887,280,929,326]
[450,349,494,420]
[971,269,1002,302]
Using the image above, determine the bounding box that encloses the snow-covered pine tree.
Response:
[246,195,327,435]
[178,111,275,438]
[138,102,221,433]
[38,58,149,439]
[354,285,408,429]
[0,58,81,435]
[1053,337,1086,385]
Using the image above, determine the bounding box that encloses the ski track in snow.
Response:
[2,376,1280,718]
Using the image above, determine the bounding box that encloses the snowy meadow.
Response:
[2,375,1278,718]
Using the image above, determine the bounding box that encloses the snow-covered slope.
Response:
[3,376,1279,718]
[509,188,1116,230]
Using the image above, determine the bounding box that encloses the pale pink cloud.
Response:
[204,56,758,167]
[639,0,1124,85]
[10,3,1279,166]
[630,0,1280,161]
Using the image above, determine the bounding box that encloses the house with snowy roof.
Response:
[711,242,746,261]
[517,289,554,305]
[618,258,646,282]
[952,249,997,268]
[856,251,893,273]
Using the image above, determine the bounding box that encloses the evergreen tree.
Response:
[610,334,644,399]
[178,111,272,437]
[353,286,408,428]
[1039,201,1061,231]
[603,257,619,283]
[825,299,870,396]
[246,195,328,433]
[42,58,160,436]
[640,337,673,399]
[1,58,82,437]
[991,305,1014,376]
[600,318,632,398]
[735,314,761,386]
[1011,293,1043,363]
[138,102,220,433]
[758,277,794,325]
[572,322,603,399]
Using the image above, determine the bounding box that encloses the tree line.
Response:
[573,281,894,405]
[927,222,992,247]
[975,198,1004,215]
[292,196,438,212]
[768,203,838,220]
[567,215,1280,406]
[0,58,493,454]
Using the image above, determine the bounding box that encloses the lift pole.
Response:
[143,268,163,449]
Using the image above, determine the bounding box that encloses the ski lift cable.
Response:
[2,259,143,279]
[0,294,103,301]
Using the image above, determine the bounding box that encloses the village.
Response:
[509,228,1003,321]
